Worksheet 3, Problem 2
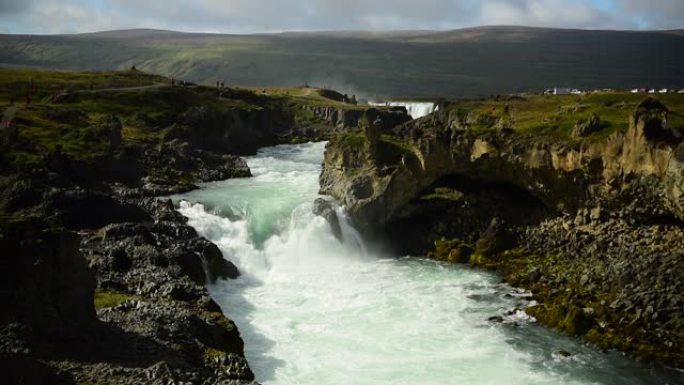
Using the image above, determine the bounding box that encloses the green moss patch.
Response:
[94,289,135,310]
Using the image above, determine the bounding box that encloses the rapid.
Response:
[370,101,437,119]
[174,142,680,385]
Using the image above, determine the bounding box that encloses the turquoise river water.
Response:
[175,141,682,385]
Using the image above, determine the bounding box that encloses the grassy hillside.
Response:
[0,68,352,170]
[1,27,682,98]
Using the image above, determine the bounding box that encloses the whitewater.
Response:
[369,101,437,119]
[175,141,680,385]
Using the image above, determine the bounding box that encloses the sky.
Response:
[0,0,682,34]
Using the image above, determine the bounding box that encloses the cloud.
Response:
[479,0,625,29]
[0,0,681,34]
[618,0,684,29]
[0,0,33,14]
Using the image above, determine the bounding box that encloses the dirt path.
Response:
[73,84,169,94]
[1,105,17,127]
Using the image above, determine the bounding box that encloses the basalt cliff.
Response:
[320,97,684,366]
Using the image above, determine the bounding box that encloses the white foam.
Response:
[370,101,437,119]
[175,142,671,385]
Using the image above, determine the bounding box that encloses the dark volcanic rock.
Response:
[474,218,517,257]
[169,105,293,155]
[0,219,96,334]
[1,187,251,384]
[48,188,150,230]
[313,198,343,242]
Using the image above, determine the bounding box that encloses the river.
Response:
[175,141,681,385]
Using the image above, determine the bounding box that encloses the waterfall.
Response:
[370,101,438,119]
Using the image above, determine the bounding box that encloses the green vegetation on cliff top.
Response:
[442,92,684,140]
[4,67,683,174]
[0,67,359,170]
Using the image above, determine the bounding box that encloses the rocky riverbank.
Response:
[320,96,684,367]
[0,68,403,384]
[1,197,253,384]
[1,149,258,383]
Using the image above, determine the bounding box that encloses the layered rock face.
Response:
[305,105,411,132]
[168,105,294,155]
[320,98,684,365]
[322,98,684,238]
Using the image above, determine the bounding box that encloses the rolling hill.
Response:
[1,26,683,98]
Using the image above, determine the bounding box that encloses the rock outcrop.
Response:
[312,198,343,242]
[0,219,96,336]
[322,97,684,238]
[0,193,254,384]
[168,105,294,155]
[304,105,411,132]
[571,113,601,138]
[320,97,684,366]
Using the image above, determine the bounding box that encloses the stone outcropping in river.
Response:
[320,98,684,366]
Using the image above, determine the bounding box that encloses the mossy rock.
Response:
[428,238,473,263]
[473,218,516,258]
[527,304,595,336]
[94,289,135,310]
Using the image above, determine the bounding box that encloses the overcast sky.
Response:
[1,0,682,34]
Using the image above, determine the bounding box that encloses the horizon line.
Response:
[3,24,683,37]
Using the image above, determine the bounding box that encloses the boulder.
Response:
[94,115,123,150]
[629,97,681,143]
[0,219,96,334]
[571,113,601,138]
[474,218,516,257]
[48,188,150,230]
[312,198,343,242]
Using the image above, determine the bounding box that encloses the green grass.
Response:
[0,67,167,104]
[242,86,360,109]
[0,68,302,170]
[338,131,366,148]
[444,92,684,140]
[376,134,414,165]
[292,107,320,125]
[0,67,380,172]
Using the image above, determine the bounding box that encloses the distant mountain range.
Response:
[1,26,683,98]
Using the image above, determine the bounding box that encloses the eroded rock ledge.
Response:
[320,98,684,366]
